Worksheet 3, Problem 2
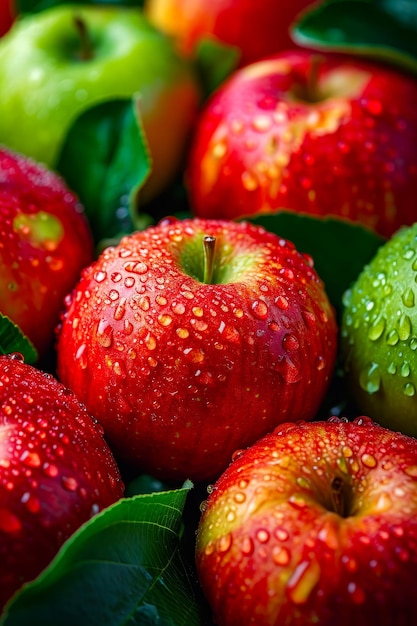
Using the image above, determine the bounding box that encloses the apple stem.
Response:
[203,235,216,284]
[331,476,346,517]
[73,15,93,61]
[306,54,323,103]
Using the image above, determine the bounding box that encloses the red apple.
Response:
[0,146,94,357]
[186,50,417,239]
[56,217,337,482]
[144,0,315,67]
[0,0,14,37]
[196,416,417,626]
[0,353,124,610]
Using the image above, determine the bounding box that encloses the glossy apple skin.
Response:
[0,353,124,610]
[187,50,417,239]
[0,4,201,202]
[56,218,337,482]
[144,0,314,66]
[196,416,417,626]
[0,147,94,357]
[341,222,417,436]
[0,0,14,36]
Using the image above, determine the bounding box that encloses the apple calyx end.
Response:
[203,235,216,284]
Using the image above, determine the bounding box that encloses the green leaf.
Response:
[16,0,145,15]
[195,37,241,98]
[247,212,385,319]
[292,0,417,75]
[0,314,38,364]
[56,97,151,244]
[1,482,205,626]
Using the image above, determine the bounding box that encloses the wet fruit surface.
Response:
[341,223,417,435]
[187,51,417,238]
[56,217,337,481]
[0,147,93,356]
[196,417,417,626]
[0,353,124,608]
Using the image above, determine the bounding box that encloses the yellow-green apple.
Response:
[341,222,417,437]
[56,217,338,482]
[196,416,417,626]
[144,0,315,67]
[0,146,93,358]
[0,3,201,202]
[0,353,124,610]
[186,50,417,238]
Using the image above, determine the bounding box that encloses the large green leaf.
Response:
[247,212,385,319]
[292,0,417,74]
[0,314,38,364]
[56,97,152,245]
[1,482,205,626]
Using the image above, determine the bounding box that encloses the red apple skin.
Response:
[56,217,337,482]
[144,0,315,67]
[187,51,417,239]
[0,0,14,37]
[196,416,417,626]
[0,353,124,610]
[0,147,94,357]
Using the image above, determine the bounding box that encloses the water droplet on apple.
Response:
[256,528,270,543]
[233,491,246,504]
[217,533,233,553]
[62,476,78,492]
[20,450,41,468]
[347,581,366,605]
[368,314,386,341]
[241,535,254,556]
[359,363,381,394]
[21,491,40,513]
[272,545,291,566]
[123,260,148,274]
[94,270,107,283]
[96,319,113,348]
[286,559,321,604]
[402,288,415,308]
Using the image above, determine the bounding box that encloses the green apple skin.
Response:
[0,4,201,201]
[341,223,417,436]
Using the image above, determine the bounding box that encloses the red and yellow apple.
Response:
[187,50,417,238]
[196,416,417,625]
[56,217,337,482]
[144,0,315,66]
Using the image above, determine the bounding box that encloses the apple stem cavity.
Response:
[330,475,349,517]
[73,15,93,61]
[203,235,216,284]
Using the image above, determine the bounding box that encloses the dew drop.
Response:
[282,333,299,351]
[20,450,41,468]
[233,492,246,504]
[94,270,107,283]
[361,453,377,468]
[256,528,270,544]
[273,545,291,565]
[241,535,254,555]
[386,329,399,346]
[401,362,411,378]
[286,559,321,605]
[218,533,232,553]
[359,363,381,394]
[347,581,366,605]
[404,382,416,397]
[96,320,113,348]
[157,314,173,327]
[368,315,385,341]
[42,463,59,478]
[398,314,412,341]
[123,260,148,274]
[21,492,40,513]
[402,288,415,308]
[62,476,78,492]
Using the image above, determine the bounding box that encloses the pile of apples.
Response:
[2,1,417,624]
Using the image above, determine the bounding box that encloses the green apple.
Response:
[0,3,201,201]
